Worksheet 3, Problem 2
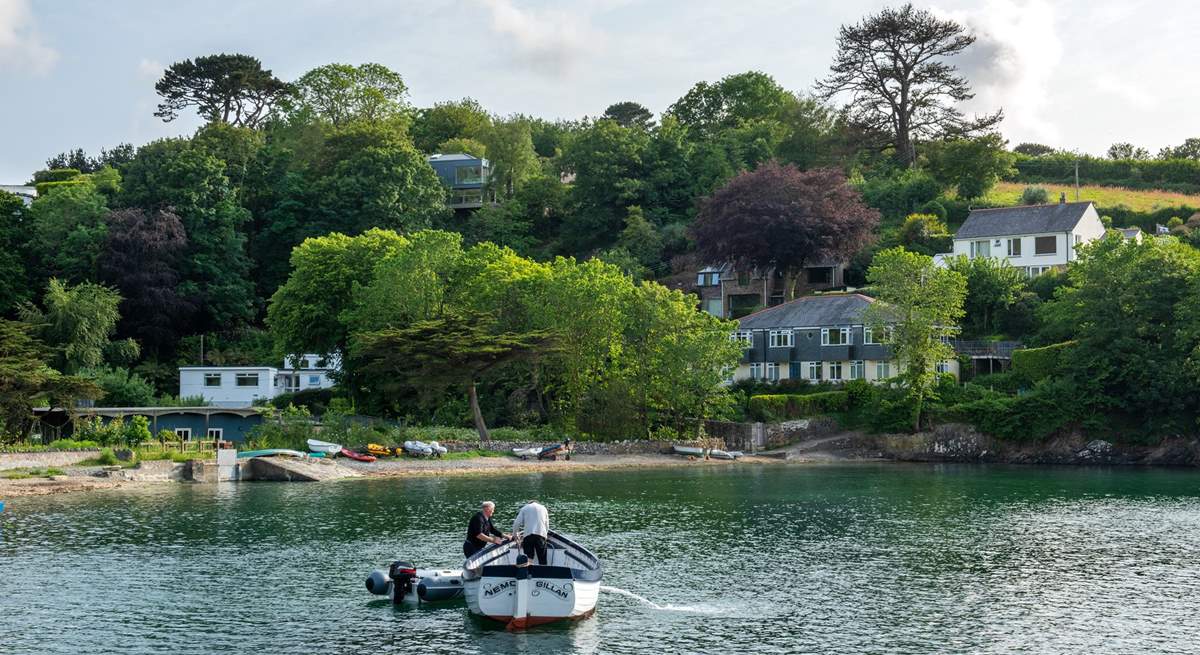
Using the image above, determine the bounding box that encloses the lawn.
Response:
[988,181,1200,214]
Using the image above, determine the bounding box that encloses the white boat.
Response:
[306,438,342,455]
[427,440,448,456]
[463,530,602,630]
[365,561,464,604]
[672,445,705,457]
[403,440,433,456]
[512,446,542,459]
[709,449,738,460]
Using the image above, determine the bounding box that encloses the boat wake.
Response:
[599,586,722,614]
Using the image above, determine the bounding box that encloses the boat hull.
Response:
[465,572,599,629]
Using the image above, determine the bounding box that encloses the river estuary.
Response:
[3,463,1200,654]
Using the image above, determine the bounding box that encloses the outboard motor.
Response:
[388,560,418,604]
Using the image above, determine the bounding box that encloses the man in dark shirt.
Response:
[463,501,507,557]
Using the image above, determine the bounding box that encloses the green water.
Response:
[4,463,1200,654]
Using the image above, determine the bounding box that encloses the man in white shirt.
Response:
[512,500,549,565]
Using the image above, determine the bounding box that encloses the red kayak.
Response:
[341,447,377,463]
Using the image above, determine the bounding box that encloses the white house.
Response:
[179,355,338,408]
[949,200,1105,276]
[1,185,37,206]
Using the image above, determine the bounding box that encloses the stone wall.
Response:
[0,449,100,471]
[442,440,680,456]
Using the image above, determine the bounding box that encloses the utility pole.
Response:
[200,334,204,365]
[1074,160,1080,201]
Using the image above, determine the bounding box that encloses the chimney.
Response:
[1059,192,1066,204]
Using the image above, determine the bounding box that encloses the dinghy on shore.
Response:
[672,445,705,457]
[340,447,376,463]
[403,440,447,457]
[236,449,309,459]
[463,530,602,630]
[306,439,342,455]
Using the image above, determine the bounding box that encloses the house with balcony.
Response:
[178,354,338,408]
[427,153,491,209]
[730,293,959,384]
[949,200,1105,276]
[680,261,847,319]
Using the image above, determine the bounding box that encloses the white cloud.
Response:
[0,0,57,74]
[477,0,605,78]
[935,0,1063,144]
[137,57,164,80]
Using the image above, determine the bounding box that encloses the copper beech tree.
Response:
[690,162,879,299]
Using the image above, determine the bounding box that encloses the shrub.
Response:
[917,200,947,221]
[33,168,83,183]
[94,448,119,466]
[1020,186,1050,204]
[747,391,849,421]
[124,415,153,448]
[1011,341,1075,383]
[940,379,1083,441]
[270,387,336,415]
[47,438,99,450]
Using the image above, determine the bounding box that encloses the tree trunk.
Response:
[468,381,491,443]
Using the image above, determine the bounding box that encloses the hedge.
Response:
[1012,154,1200,194]
[32,168,82,183]
[35,179,89,197]
[1011,341,1075,383]
[748,391,849,421]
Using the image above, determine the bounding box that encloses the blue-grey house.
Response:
[732,293,960,383]
[32,407,265,443]
[427,153,491,209]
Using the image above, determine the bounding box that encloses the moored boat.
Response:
[340,447,376,463]
[365,561,465,605]
[463,530,602,630]
[236,448,309,459]
[306,438,342,455]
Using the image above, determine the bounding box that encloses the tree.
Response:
[83,366,157,406]
[481,118,539,199]
[46,144,135,173]
[267,229,410,358]
[0,191,31,314]
[19,279,138,374]
[155,53,291,128]
[1013,142,1056,157]
[817,3,1002,166]
[1158,137,1200,160]
[1107,142,1149,160]
[97,208,194,355]
[437,137,487,158]
[1020,186,1049,205]
[601,101,655,129]
[287,63,409,126]
[864,247,966,431]
[898,213,951,255]
[120,139,254,330]
[352,314,556,440]
[0,320,98,442]
[691,163,879,298]
[925,134,1016,200]
[946,255,1026,336]
[558,119,652,253]
[615,206,663,269]
[25,182,109,283]
[666,71,796,138]
[410,98,493,153]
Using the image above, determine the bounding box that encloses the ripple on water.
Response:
[4,464,1200,653]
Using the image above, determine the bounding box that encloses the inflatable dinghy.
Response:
[366,561,465,605]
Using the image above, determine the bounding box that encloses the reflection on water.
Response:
[4,463,1200,653]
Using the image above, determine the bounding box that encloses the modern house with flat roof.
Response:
[427,153,491,209]
[1,185,37,206]
[731,293,959,383]
[949,200,1105,277]
[179,354,337,407]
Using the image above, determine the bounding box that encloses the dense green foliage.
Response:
[747,392,849,421]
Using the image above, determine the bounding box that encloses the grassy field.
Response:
[988,181,1200,214]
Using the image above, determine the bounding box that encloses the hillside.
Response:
[986,181,1200,215]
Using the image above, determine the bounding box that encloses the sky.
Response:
[1,0,1197,182]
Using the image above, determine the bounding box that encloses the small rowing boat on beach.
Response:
[236,449,309,459]
[306,439,342,455]
[672,445,705,457]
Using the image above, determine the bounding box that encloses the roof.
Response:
[427,153,487,164]
[955,201,1094,239]
[737,293,876,329]
[1120,227,1143,237]
[33,406,264,417]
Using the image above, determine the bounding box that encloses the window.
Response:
[821,327,851,346]
[450,189,484,206]
[1034,236,1056,255]
[1074,234,1082,246]
[455,165,483,185]
[807,362,821,381]
[876,362,891,379]
[789,362,803,379]
[704,298,723,316]
[696,272,721,287]
[765,362,779,382]
[308,375,321,386]
[731,330,753,347]
[299,359,310,369]
[696,273,706,286]
[768,329,794,348]
[936,361,952,374]
[849,361,864,380]
[806,266,832,284]
[737,270,750,286]
[316,358,327,368]
[235,373,259,387]
[1007,238,1022,257]
[970,240,991,258]
[864,327,876,345]
[206,428,223,440]
[828,361,843,381]
[1028,265,1053,277]
[174,428,192,442]
[204,373,221,387]
[749,363,764,380]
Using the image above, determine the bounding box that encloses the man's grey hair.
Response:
[482,501,495,510]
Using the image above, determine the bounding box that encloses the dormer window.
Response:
[821,327,851,346]
[768,329,794,348]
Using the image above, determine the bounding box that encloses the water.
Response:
[4,463,1200,654]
